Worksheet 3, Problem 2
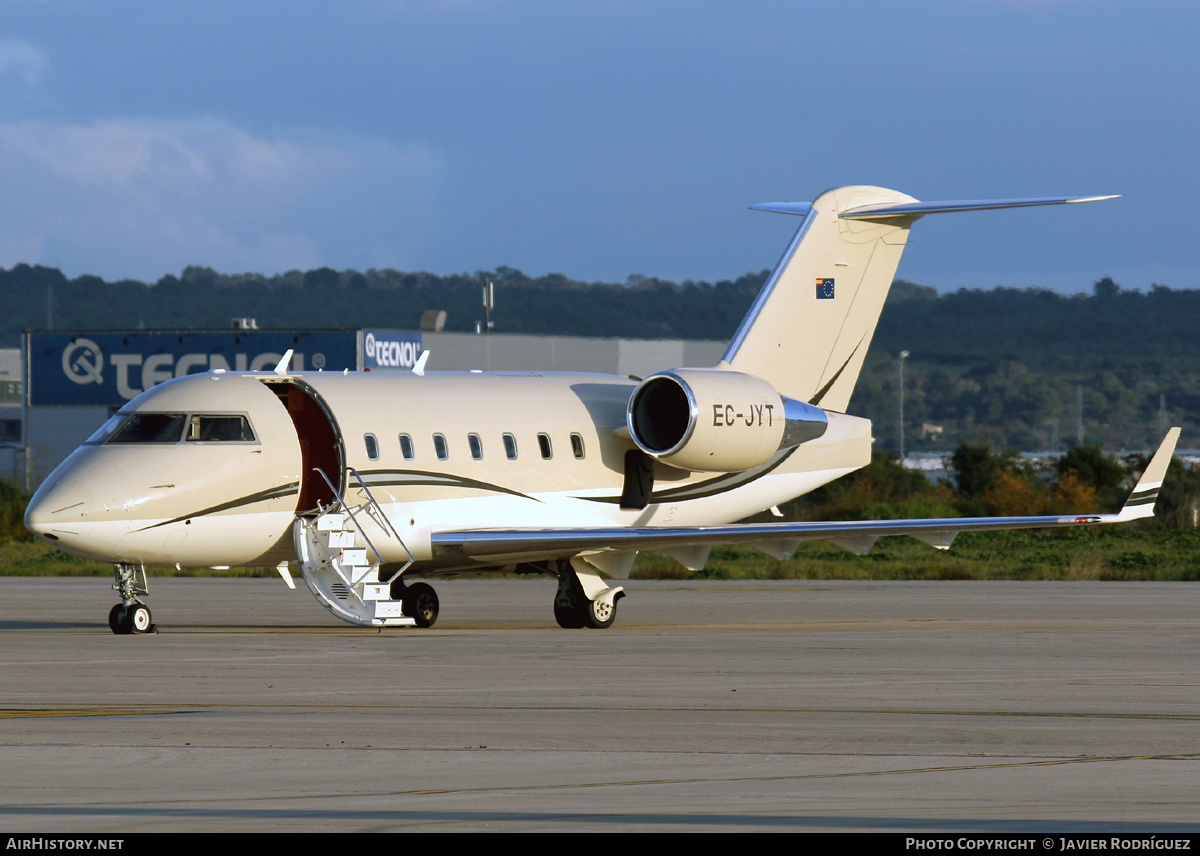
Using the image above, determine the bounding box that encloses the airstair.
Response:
[292,468,417,627]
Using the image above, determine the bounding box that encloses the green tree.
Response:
[1056,445,1127,510]
[949,442,1024,500]
[1140,456,1200,530]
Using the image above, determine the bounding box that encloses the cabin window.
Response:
[185,415,256,443]
[570,433,586,459]
[468,433,483,460]
[107,413,187,444]
[433,433,448,460]
[364,433,379,461]
[399,434,414,460]
[503,433,518,460]
[537,433,552,459]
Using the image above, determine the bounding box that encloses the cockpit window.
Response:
[185,415,256,442]
[86,412,132,444]
[89,412,257,444]
[108,413,188,444]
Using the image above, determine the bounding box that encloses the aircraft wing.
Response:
[429,428,1179,570]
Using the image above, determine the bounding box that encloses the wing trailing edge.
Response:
[429,429,1180,569]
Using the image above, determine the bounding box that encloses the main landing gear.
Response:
[389,578,440,628]
[553,558,624,629]
[108,563,155,635]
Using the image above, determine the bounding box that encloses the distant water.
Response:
[900,449,1200,483]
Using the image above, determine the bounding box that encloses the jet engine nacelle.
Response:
[626,368,828,472]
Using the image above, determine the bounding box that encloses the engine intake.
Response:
[626,369,827,472]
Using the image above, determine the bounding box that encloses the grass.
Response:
[1,525,1196,581]
[0,540,279,578]
[631,525,1200,582]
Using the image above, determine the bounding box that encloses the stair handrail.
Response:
[348,468,417,566]
[311,467,386,570]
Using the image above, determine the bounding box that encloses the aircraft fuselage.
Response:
[25,368,871,572]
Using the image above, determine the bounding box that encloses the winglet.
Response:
[273,349,294,376]
[1117,427,1180,521]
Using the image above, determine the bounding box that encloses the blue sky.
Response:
[0,0,1195,294]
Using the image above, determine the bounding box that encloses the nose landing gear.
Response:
[108,563,155,635]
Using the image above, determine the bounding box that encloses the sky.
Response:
[0,0,1196,294]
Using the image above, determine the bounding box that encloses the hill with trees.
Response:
[2,263,1196,452]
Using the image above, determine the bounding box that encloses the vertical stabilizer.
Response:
[719,186,917,412]
[718,187,1117,414]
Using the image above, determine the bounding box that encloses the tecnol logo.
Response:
[62,338,105,385]
[30,331,359,406]
[363,330,422,369]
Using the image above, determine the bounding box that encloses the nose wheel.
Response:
[108,602,154,635]
[108,563,155,634]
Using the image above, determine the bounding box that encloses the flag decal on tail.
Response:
[816,278,835,299]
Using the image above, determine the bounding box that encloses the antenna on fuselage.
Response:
[412,349,430,377]
[273,349,294,376]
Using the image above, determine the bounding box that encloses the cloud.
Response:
[0,118,447,279]
[0,38,49,85]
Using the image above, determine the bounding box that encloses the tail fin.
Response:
[718,186,1118,413]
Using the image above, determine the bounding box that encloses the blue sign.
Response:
[361,330,423,370]
[28,331,359,406]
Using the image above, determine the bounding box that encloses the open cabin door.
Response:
[262,379,345,512]
[264,378,415,628]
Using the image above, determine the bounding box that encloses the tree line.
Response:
[1,262,1196,450]
[782,442,1200,532]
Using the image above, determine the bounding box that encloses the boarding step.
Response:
[293,513,416,627]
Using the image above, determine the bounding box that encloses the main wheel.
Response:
[553,600,586,629]
[108,604,128,635]
[584,597,616,630]
[403,582,439,628]
[127,603,153,634]
[553,576,587,629]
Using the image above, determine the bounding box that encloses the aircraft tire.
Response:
[128,604,153,634]
[553,601,586,629]
[584,598,616,630]
[403,582,439,628]
[108,604,128,635]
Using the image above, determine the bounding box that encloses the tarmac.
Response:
[1,576,1198,833]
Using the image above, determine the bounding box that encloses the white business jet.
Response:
[24,185,1177,634]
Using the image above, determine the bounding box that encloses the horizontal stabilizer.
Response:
[748,202,812,216]
[731,187,1116,413]
[841,195,1119,221]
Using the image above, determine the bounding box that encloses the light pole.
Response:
[898,350,909,463]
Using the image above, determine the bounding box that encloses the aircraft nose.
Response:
[24,477,92,542]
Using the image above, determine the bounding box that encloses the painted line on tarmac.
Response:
[0,708,179,718]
